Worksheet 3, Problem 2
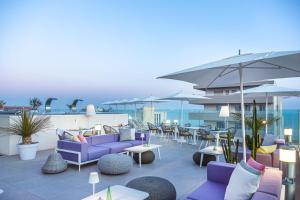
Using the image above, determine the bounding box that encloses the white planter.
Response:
[17,143,38,160]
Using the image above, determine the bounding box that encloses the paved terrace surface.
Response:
[0,137,207,200]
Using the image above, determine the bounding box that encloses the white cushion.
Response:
[119,128,135,141]
[224,160,261,200]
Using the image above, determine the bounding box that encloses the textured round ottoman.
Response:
[97,154,132,175]
[42,152,68,174]
[126,176,176,200]
[192,152,216,166]
[133,151,155,164]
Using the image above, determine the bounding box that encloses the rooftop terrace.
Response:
[0,137,207,200]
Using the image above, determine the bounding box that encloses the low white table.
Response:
[198,146,223,168]
[185,126,201,145]
[124,144,161,168]
[82,185,149,200]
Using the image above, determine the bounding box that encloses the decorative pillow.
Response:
[77,134,88,143]
[225,160,261,200]
[72,135,81,143]
[247,157,265,172]
[82,130,95,137]
[262,134,277,146]
[257,145,277,154]
[119,128,135,141]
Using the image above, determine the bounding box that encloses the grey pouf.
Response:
[42,152,67,174]
[133,151,155,164]
[98,154,132,175]
[192,152,216,166]
[126,176,176,200]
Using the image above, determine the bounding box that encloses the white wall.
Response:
[0,113,128,155]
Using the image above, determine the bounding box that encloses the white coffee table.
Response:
[198,146,223,168]
[82,185,149,200]
[124,144,161,168]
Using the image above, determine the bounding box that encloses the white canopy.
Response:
[158,51,300,88]
[159,92,209,127]
[158,50,300,161]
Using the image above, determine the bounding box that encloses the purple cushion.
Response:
[238,149,273,167]
[98,142,133,153]
[186,181,226,200]
[272,149,280,168]
[207,162,235,185]
[247,157,265,172]
[128,140,143,146]
[251,192,277,200]
[257,168,282,198]
[91,135,116,145]
[87,146,110,160]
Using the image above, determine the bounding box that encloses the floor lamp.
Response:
[86,104,96,128]
[219,105,230,129]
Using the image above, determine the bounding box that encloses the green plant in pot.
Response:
[232,100,279,160]
[221,131,239,164]
[7,111,51,160]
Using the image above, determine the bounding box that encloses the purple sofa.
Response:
[185,161,282,200]
[237,139,284,168]
[57,132,149,171]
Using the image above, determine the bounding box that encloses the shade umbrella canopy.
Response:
[232,84,300,134]
[158,50,300,161]
[159,92,210,126]
[126,98,145,119]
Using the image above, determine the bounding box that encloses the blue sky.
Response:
[0,0,300,108]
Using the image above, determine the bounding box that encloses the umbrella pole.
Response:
[134,104,137,120]
[180,100,184,126]
[265,93,268,135]
[239,68,247,161]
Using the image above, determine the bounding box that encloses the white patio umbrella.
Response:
[232,84,300,134]
[102,100,121,110]
[158,50,300,160]
[126,98,145,119]
[159,92,210,126]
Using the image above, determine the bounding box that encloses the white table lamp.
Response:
[89,172,99,195]
[284,128,293,144]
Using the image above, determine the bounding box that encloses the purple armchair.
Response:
[57,131,149,171]
[185,162,282,200]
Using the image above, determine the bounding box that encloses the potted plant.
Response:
[232,100,279,160]
[0,100,6,111]
[7,111,51,160]
[30,97,42,111]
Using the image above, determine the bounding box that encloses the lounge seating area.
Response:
[0,123,298,200]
